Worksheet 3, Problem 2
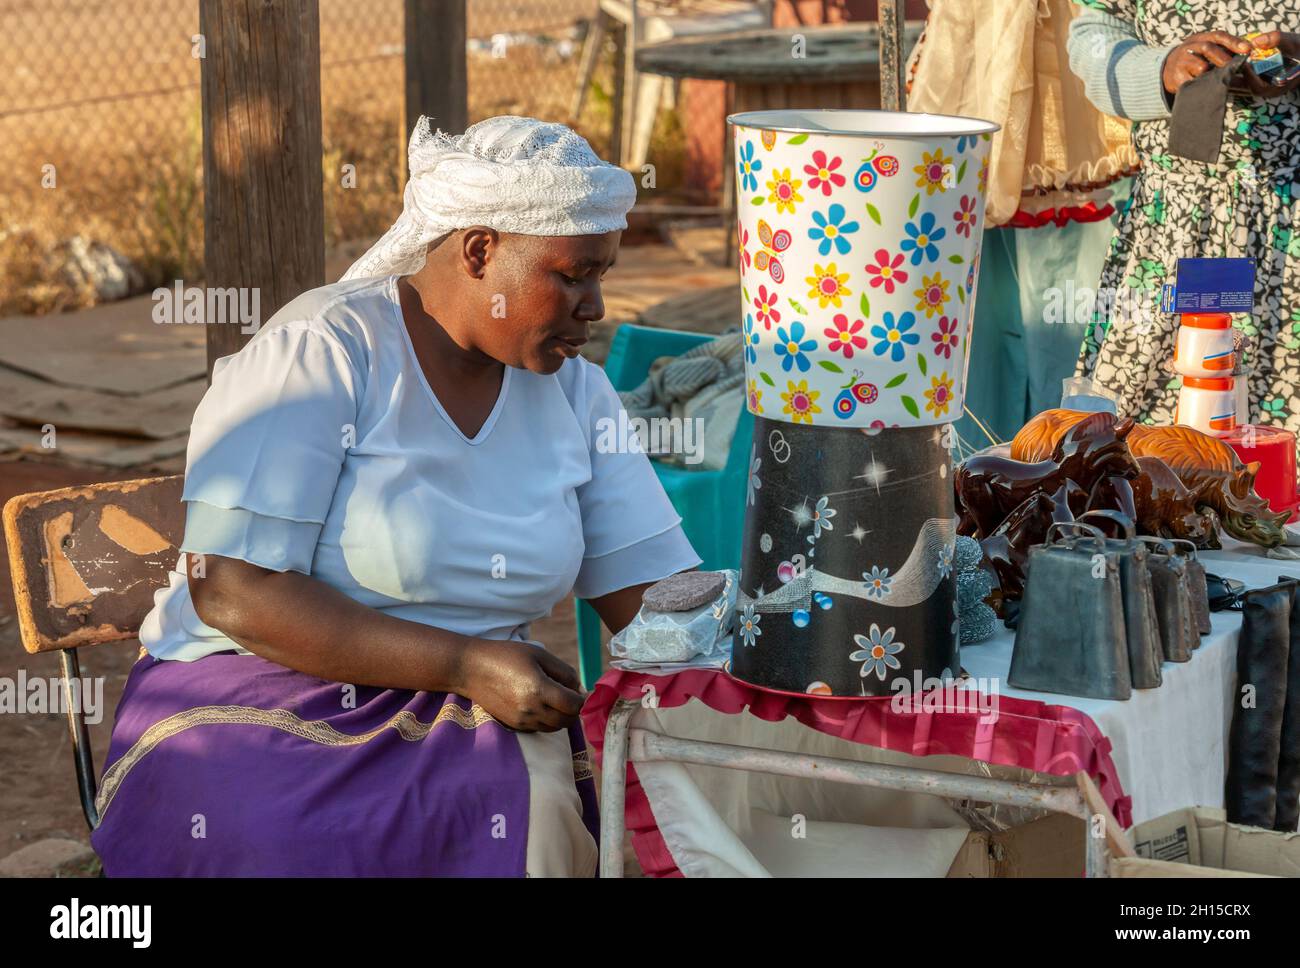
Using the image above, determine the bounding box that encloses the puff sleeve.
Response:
[571,361,702,600]
[178,321,364,575]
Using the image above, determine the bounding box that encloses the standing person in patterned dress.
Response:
[1068,1,1300,441]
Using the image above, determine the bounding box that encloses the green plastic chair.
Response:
[575,323,753,688]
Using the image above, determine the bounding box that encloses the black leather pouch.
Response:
[1225,579,1295,828]
[1275,578,1300,831]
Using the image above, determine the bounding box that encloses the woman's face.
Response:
[453,227,622,375]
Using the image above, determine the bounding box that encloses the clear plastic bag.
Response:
[609,569,738,664]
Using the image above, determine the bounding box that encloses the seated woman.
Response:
[90,116,701,876]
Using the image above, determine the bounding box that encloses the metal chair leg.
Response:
[60,648,100,831]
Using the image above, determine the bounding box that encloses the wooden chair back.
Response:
[3,476,184,654]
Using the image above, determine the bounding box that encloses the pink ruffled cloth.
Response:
[581,667,1131,878]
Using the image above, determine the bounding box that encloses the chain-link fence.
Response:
[0,0,636,313]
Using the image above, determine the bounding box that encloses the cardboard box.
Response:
[1115,807,1300,878]
[946,812,1085,877]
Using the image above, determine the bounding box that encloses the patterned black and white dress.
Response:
[1076,0,1300,438]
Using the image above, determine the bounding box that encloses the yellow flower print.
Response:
[781,380,821,425]
[925,372,955,417]
[747,379,763,414]
[913,272,951,318]
[766,168,804,215]
[913,148,953,195]
[805,262,852,309]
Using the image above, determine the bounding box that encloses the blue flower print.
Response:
[862,566,892,599]
[900,211,946,265]
[738,140,762,193]
[738,604,761,648]
[809,203,859,257]
[774,321,817,372]
[810,496,836,539]
[938,541,954,579]
[744,312,760,364]
[870,311,920,362]
[851,624,905,681]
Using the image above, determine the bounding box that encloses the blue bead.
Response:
[792,609,811,628]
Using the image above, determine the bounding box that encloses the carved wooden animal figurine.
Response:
[956,413,1138,538]
[1010,408,1092,462]
[1010,411,1288,548]
[1126,456,1218,547]
[1127,425,1287,547]
[979,491,1058,608]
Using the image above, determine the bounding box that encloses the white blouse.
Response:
[140,274,700,662]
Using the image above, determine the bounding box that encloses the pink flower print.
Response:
[803,150,846,197]
[824,313,868,358]
[753,284,781,329]
[953,195,977,238]
[866,248,908,295]
[932,315,959,358]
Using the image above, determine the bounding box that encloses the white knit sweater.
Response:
[1068,7,1178,122]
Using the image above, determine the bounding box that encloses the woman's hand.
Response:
[1234,30,1300,99]
[1162,31,1252,95]
[460,639,586,732]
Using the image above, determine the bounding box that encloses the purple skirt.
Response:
[91,652,599,876]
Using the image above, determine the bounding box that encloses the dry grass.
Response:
[0,105,206,315]
[0,8,691,317]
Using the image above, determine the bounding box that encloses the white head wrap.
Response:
[342,115,637,281]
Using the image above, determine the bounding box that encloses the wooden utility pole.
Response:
[199,0,325,376]
[405,0,468,165]
[878,0,907,112]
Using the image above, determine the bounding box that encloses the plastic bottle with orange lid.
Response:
[1173,312,1235,378]
[1176,375,1237,434]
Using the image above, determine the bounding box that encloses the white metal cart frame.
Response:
[597,697,1131,877]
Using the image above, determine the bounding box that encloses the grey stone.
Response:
[643,570,727,612]
[0,838,98,878]
[45,236,146,303]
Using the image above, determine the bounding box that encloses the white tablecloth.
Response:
[959,541,1293,824]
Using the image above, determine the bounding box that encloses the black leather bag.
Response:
[1009,522,1132,701]
[1276,580,1300,832]
[1226,579,1296,828]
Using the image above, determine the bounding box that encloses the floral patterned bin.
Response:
[730,109,998,429]
[735,417,958,697]
[728,110,998,697]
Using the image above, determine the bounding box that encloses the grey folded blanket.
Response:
[618,331,744,470]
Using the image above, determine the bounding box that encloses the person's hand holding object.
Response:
[1234,30,1300,98]
[1163,29,1300,98]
